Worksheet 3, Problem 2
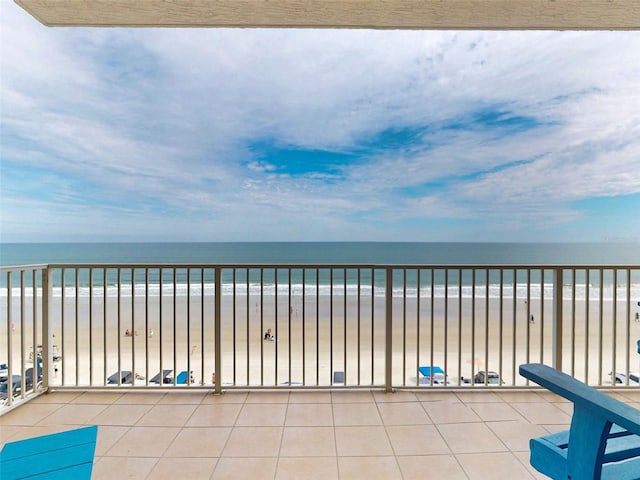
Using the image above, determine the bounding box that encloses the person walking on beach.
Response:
[264,328,272,340]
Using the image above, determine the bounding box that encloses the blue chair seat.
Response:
[0,425,98,480]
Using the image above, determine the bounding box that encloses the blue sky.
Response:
[1,3,639,243]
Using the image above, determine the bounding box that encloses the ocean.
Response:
[2,241,640,266]
[1,242,639,301]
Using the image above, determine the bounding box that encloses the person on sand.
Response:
[264,328,272,340]
[125,329,131,337]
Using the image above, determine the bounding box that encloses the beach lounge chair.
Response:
[24,366,43,389]
[0,425,98,480]
[473,370,503,385]
[175,371,192,384]
[107,370,133,384]
[0,375,22,398]
[149,369,173,384]
[418,366,449,385]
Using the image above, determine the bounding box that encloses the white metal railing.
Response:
[2,264,640,407]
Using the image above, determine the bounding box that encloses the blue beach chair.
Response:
[418,365,449,385]
[0,425,98,480]
[175,371,192,384]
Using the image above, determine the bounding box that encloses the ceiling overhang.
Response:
[14,0,640,30]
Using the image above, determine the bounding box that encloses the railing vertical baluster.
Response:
[370,268,374,385]
[430,269,434,386]
[61,268,65,386]
[444,269,449,386]
[457,269,462,385]
[42,268,52,391]
[571,269,576,377]
[540,269,545,364]
[145,268,149,386]
[6,272,13,404]
[343,268,347,386]
[173,268,177,385]
[356,269,361,385]
[484,269,489,385]
[625,269,631,382]
[20,270,26,398]
[317,268,321,385]
[598,268,604,385]
[416,269,421,387]
[232,268,236,385]
[200,267,206,385]
[385,267,393,392]
[526,269,531,367]
[612,269,618,384]
[201,268,205,386]
[471,269,475,382]
[584,268,591,384]
[329,268,333,384]
[90,268,96,385]
[187,268,191,387]
[214,267,222,395]
[402,269,406,386]
[116,269,121,386]
[246,268,250,386]
[103,268,108,385]
[511,269,517,385]
[131,268,135,387]
[498,268,504,385]
[159,268,163,389]
[552,268,563,371]
[76,269,80,385]
[288,268,292,386]
[275,268,279,385]
[31,268,38,391]
[260,268,264,386]
[303,268,307,386]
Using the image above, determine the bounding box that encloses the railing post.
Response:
[42,267,53,391]
[214,266,222,395]
[7,271,13,405]
[552,267,563,371]
[385,267,393,392]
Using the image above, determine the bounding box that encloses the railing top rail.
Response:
[3,263,637,271]
[0,264,49,273]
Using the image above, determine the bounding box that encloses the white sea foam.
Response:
[3,282,640,302]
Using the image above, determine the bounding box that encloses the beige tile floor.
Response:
[4,388,638,479]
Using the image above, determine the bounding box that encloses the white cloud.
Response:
[2,0,640,241]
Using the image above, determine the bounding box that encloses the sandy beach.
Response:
[2,290,639,390]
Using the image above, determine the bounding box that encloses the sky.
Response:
[1,3,640,243]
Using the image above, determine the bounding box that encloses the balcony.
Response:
[2,263,640,478]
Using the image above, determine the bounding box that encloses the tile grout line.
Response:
[331,391,340,479]
[374,390,407,480]
[272,394,292,480]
